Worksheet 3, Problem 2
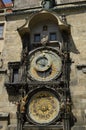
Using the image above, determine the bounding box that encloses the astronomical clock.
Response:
[9,7,74,130]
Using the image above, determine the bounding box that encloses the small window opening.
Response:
[0,24,4,39]
[43,25,48,31]
[12,68,19,83]
[49,32,57,41]
[34,34,40,42]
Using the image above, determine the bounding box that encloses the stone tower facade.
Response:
[0,0,86,130]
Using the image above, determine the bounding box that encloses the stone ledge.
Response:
[0,112,9,123]
[8,125,16,130]
[0,112,9,118]
[72,125,86,130]
[8,125,86,130]
[0,69,7,74]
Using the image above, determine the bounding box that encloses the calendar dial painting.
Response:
[27,90,60,124]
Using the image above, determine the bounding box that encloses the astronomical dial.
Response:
[33,53,52,72]
[27,90,60,124]
[28,47,62,81]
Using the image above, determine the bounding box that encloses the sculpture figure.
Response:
[41,0,55,9]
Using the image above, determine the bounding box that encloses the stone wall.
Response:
[0,16,24,130]
[67,12,86,125]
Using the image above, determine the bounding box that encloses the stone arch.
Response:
[28,10,68,30]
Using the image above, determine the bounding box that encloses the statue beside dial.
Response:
[28,47,62,81]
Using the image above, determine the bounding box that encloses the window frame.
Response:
[49,32,57,41]
[0,23,4,39]
[12,68,19,83]
[34,33,41,43]
[43,25,48,31]
[8,62,20,83]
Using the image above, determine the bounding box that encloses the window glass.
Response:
[12,69,19,83]
[0,24,4,39]
[50,32,57,41]
[34,34,40,42]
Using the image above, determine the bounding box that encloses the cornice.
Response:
[5,2,86,18]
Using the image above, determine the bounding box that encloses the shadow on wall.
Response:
[6,88,22,102]
[61,29,79,54]
[69,34,80,54]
